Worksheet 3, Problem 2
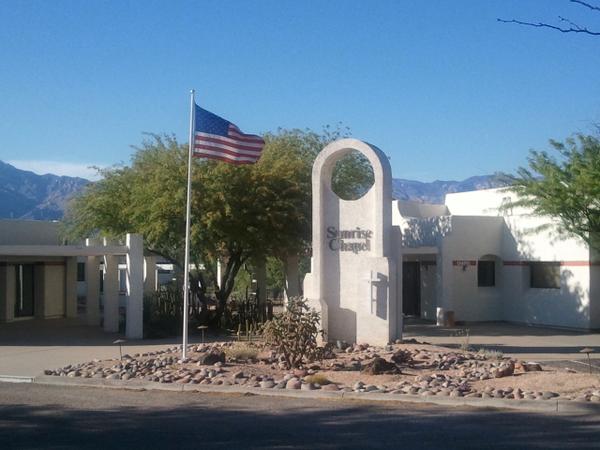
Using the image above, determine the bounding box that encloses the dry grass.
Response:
[304,373,331,385]
[225,342,259,361]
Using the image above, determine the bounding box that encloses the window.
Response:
[530,262,560,289]
[77,262,85,282]
[119,268,127,293]
[478,260,495,287]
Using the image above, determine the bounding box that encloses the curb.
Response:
[0,375,34,384]
[30,375,600,414]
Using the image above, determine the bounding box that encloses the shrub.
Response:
[304,373,331,385]
[261,297,322,369]
[225,342,259,361]
[454,328,471,353]
[477,348,504,360]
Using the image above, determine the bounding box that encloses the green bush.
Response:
[261,297,322,369]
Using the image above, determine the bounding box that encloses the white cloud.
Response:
[6,160,105,181]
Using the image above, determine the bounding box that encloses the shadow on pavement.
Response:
[1,390,600,449]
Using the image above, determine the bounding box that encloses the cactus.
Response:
[261,297,323,369]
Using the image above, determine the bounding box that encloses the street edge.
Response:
[30,375,600,414]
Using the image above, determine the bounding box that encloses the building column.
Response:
[86,238,101,326]
[143,256,157,294]
[126,233,144,339]
[254,257,267,320]
[33,263,45,319]
[65,257,78,319]
[103,238,119,333]
[0,264,8,323]
[435,252,454,326]
[284,255,301,301]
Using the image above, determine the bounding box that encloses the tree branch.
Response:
[497,18,600,35]
[571,0,600,12]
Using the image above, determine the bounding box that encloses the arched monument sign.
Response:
[304,139,400,346]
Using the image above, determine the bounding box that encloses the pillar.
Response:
[143,256,157,294]
[33,263,45,319]
[85,238,101,326]
[65,257,78,318]
[0,264,9,323]
[126,233,144,339]
[435,252,454,326]
[284,255,301,301]
[103,238,119,333]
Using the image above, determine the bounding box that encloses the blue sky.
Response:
[1,0,599,181]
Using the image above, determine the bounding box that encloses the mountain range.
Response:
[0,160,509,220]
[0,160,89,220]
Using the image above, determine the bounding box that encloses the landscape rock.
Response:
[197,350,226,366]
[361,357,399,375]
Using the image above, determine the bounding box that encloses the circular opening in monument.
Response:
[330,150,375,200]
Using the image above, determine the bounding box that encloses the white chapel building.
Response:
[395,187,599,331]
[304,139,599,347]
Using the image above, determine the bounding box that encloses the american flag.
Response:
[193,104,265,164]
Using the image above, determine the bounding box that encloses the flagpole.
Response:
[182,89,195,361]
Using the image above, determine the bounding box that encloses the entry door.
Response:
[15,264,35,317]
[402,262,421,316]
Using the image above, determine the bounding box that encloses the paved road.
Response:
[1,383,599,449]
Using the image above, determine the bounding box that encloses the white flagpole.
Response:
[182,89,195,361]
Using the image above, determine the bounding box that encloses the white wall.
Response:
[439,188,596,329]
[441,216,504,322]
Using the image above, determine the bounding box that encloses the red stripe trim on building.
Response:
[503,260,600,267]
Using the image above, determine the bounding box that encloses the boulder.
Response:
[491,361,515,378]
[361,357,399,375]
[197,350,226,365]
[522,362,542,372]
[391,349,413,365]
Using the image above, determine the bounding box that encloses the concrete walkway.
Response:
[403,319,600,363]
[0,318,198,377]
[2,318,600,378]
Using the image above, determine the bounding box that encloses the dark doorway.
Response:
[402,262,420,316]
[15,264,35,317]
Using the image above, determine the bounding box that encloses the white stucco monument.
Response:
[304,139,400,346]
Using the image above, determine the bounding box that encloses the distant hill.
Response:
[392,174,510,204]
[0,160,89,220]
[0,160,510,220]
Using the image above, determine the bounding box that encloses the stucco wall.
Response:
[590,265,600,329]
[0,220,62,245]
[501,215,592,329]
[442,216,504,322]
[44,264,65,317]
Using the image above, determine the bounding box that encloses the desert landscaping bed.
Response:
[44,340,600,403]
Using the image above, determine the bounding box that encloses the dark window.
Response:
[478,260,495,287]
[119,268,127,293]
[77,262,85,282]
[530,262,560,289]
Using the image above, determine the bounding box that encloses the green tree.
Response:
[64,127,375,323]
[509,133,600,250]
